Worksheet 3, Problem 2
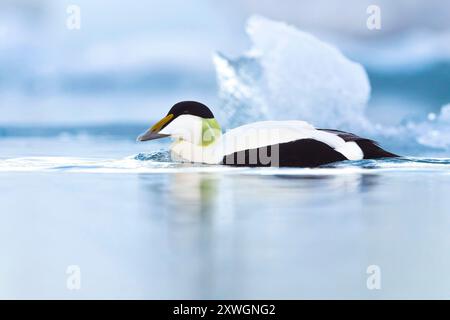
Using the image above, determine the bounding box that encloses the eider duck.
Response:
[137,101,397,167]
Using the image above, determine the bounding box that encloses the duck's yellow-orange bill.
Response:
[136,114,173,142]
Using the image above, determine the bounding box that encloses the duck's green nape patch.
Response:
[201,118,222,146]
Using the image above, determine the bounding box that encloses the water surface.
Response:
[1,137,450,299]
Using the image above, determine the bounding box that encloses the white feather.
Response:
[334,141,363,160]
[216,120,346,156]
[167,119,364,164]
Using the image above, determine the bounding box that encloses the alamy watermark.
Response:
[66,5,81,30]
[366,264,381,290]
[366,5,381,30]
[66,265,81,290]
[172,127,282,166]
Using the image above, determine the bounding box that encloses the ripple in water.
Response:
[134,150,171,162]
[326,157,450,169]
[1,154,449,174]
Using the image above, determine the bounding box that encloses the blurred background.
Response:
[0,0,449,128]
[2,0,450,300]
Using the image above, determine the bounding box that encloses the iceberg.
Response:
[213,15,371,130]
[213,15,450,155]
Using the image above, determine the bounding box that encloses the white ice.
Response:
[213,15,371,131]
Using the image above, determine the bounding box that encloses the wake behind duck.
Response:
[137,101,398,167]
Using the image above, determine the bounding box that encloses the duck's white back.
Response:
[217,120,354,157]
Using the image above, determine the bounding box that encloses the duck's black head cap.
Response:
[168,101,214,119]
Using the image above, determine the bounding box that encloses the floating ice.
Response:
[416,104,450,149]
[214,15,371,130]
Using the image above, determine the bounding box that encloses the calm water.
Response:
[1,137,450,299]
[2,0,450,300]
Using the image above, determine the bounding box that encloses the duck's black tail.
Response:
[354,139,399,159]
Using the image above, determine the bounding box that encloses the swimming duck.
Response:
[137,101,397,167]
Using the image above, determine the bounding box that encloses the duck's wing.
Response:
[220,120,331,154]
[218,121,364,166]
[216,121,397,167]
[318,129,398,159]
